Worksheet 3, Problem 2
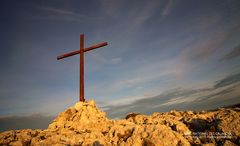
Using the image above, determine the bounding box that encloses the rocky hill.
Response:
[0,100,239,146]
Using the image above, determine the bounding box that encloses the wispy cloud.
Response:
[99,0,162,36]
[100,72,240,118]
[41,7,74,15]
[221,44,240,60]
[131,0,162,25]
[214,72,240,88]
[161,0,175,16]
[110,57,122,64]
[38,6,101,22]
[88,53,122,65]
[100,0,161,22]
[87,57,183,97]
[179,28,236,62]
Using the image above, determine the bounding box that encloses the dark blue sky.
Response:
[0,0,240,119]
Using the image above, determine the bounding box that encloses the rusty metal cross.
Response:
[57,34,108,102]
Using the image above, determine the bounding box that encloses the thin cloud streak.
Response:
[38,6,102,22]
[86,57,183,98]
[161,0,175,16]
[214,72,240,88]
[179,25,240,62]
[41,7,74,15]
[100,72,240,118]
[221,44,240,60]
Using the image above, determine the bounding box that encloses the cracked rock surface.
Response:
[0,100,239,146]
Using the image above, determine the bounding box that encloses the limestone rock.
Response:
[0,100,239,146]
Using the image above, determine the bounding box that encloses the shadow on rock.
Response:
[185,118,221,132]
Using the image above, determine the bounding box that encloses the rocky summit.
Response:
[0,100,239,146]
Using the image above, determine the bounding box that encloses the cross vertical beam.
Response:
[57,34,108,102]
[80,34,85,102]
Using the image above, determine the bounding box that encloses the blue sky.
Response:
[0,0,240,122]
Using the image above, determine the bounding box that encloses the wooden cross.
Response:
[57,34,108,102]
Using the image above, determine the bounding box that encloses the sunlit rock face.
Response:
[0,100,239,146]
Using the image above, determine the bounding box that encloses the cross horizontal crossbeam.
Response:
[57,42,108,60]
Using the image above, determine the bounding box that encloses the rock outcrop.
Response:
[0,100,239,146]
